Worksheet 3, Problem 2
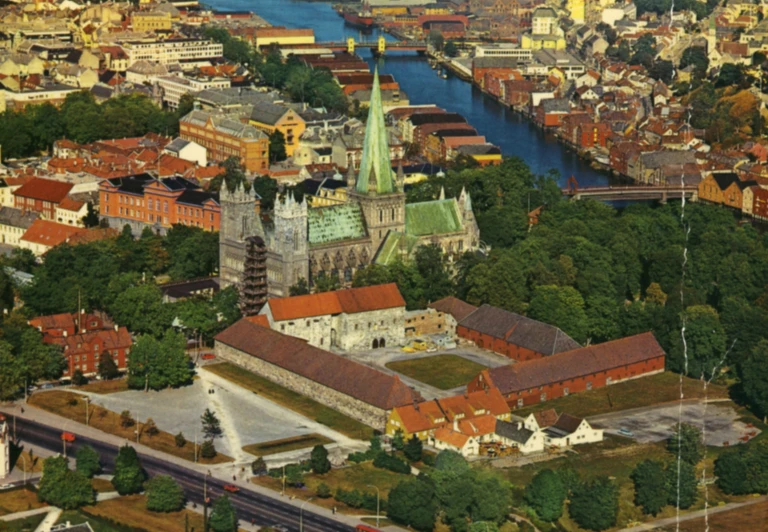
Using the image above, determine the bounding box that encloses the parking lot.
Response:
[593,401,760,446]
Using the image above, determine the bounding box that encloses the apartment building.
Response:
[180,110,269,173]
[152,75,231,109]
[122,39,223,67]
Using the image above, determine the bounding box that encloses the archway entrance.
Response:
[379,338,386,348]
[372,339,379,349]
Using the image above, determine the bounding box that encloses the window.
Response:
[586,381,592,390]
[280,324,285,331]
[540,393,546,401]
[563,387,569,396]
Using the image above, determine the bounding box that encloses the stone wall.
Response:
[215,342,388,430]
[338,307,406,351]
[405,308,449,337]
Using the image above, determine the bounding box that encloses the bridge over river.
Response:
[562,184,699,202]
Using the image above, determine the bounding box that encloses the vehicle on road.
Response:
[223,484,240,493]
[201,353,216,360]
[0,484,13,490]
[40,383,54,390]
[356,525,382,532]
[617,427,634,437]
[61,431,76,442]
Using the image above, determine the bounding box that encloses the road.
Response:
[12,416,354,532]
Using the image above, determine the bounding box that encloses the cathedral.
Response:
[219,68,481,298]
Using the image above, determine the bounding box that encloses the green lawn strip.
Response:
[0,512,47,532]
[243,433,334,457]
[55,509,139,532]
[385,354,487,390]
[205,363,374,440]
[513,372,730,419]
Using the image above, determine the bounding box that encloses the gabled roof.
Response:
[20,220,85,248]
[0,207,39,229]
[266,283,405,321]
[459,304,580,356]
[533,408,559,429]
[405,199,462,237]
[14,177,73,203]
[429,296,478,323]
[308,203,367,245]
[481,332,665,395]
[215,318,420,410]
[495,420,535,444]
[432,427,471,448]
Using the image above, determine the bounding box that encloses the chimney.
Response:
[114,324,119,332]
[63,330,67,337]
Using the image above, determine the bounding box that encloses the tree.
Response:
[528,285,588,343]
[428,30,444,51]
[75,445,101,478]
[289,277,310,296]
[112,445,145,495]
[310,445,331,474]
[667,423,705,465]
[404,435,423,462]
[285,465,303,486]
[175,432,187,448]
[434,450,469,475]
[37,456,94,510]
[413,244,454,305]
[201,408,223,440]
[82,202,100,228]
[145,475,185,512]
[144,418,159,438]
[251,457,267,476]
[268,130,287,163]
[392,430,405,451]
[201,440,217,459]
[665,460,698,510]
[717,63,748,88]
[316,482,332,498]
[314,271,340,293]
[739,339,768,419]
[72,369,88,386]
[568,478,618,531]
[98,353,120,380]
[667,305,726,379]
[524,469,566,522]
[387,478,437,531]
[680,46,709,80]
[444,40,459,57]
[127,332,192,391]
[631,460,668,516]
[176,93,196,119]
[209,157,250,194]
[208,495,238,532]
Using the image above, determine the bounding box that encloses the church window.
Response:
[164,201,168,213]
[391,208,395,221]
[379,210,383,223]
[379,230,382,238]
[355,324,358,330]
[458,241,464,251]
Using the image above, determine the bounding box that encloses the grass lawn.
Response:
[0,512,47,531]
[385,354,487,390]
[91,478,116,494]
[514,372,730,419]
[10,448,43,474]
[243,433,333,457]
[0,487,46,517]
[660,498,768,531]
[79,495,207,532]
[75,379,129,395]
[28,391,230,465]
[205,363,374,440]
[253,462,407,514]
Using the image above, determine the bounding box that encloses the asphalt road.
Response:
[13,416,355,532]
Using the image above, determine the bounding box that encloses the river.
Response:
[207,0,612,186]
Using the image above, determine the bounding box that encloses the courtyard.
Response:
[385,354,487,390]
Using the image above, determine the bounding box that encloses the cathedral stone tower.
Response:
[219,181,263,290]
[348,66,406,253]
[268,192,309,297]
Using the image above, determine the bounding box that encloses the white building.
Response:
[122,39,223,68]
[151,75,231,109]
[543,414,604,448]
[164,138,207,166]
[0,414,9,479]
[259,283,407,352]
[474,43,533,62]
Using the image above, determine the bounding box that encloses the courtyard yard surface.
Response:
[513,372,730,419]
[594,401,761,446]
[28,390,230,465]
[205,362,375,440]
[0,487,46,517]
[0,513,46,531]
[243,433,334,457]
[385,354,487,390]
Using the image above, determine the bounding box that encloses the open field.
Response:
[0,488,46,517]
[80,495,208,532]
[75,379,129,395]
[514,372,730,419]
[254,461,407,513]
[385,354,487,390]
[206,363,374,440]
[0,512,47,531]
[243,433,333,457]
[28,391,230,465]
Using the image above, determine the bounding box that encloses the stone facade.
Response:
[0,415,9,479]
[405,308,449,337]
[216,342,389,429]
[336,307,405,351]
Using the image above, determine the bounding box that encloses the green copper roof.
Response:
[374,231,419,265]
[355,66,396,195]
[308,203,367,245]
[405,199,462,237]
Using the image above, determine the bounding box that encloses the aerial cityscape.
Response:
[0,0,766,531]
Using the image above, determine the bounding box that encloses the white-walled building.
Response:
[122,39,223,68]
[151,75,230,109]
[164,138,207,166]
[0,414,10,479]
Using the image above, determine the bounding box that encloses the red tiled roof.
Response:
[58,197,85,212]
[267,283,405,321]
[481,332,665,395]
[458,414,497,436]
[532,408,558,429]
[245,314,270,327]
[50,327,132,355]
[215,318,421,410]
[21,220,85,248]
[394,401,446,434]
[432,427,470,448]
[14,177,73,203]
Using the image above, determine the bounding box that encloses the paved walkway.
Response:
[0,506,52,523]
[618,495,768,531]
[34,507,61,532]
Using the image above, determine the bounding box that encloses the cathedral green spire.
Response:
[355,66,395,195]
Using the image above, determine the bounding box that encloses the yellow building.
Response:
[522,33,566,50]
[523,6,566,50]
[253,28,315,50]
[249,104,306,157]
[568,0,585,24]
[306,177,348,207]
[132,11,172,33]
[372,6,408,15]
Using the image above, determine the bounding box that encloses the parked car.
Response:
[201,353,216,360]
[40,383,54,390]
[618,427,634,437]
[223,484,240,493]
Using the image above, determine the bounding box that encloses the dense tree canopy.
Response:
[37,456,94,510]
[127,331,192,391]
[524,469,566,522]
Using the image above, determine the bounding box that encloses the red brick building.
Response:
[457,304,581,361]
[577,122,611,149]
[13,178,74,220]
[29,312,133,378]
[467,332,665,409]
[472,57,518,88]
[503,79,533,108]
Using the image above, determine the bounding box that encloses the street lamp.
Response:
[203,470,212,532]
[299,497,314,532]
[135,410,140,444]
[367,484,380,528]
[83,396,91,426]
